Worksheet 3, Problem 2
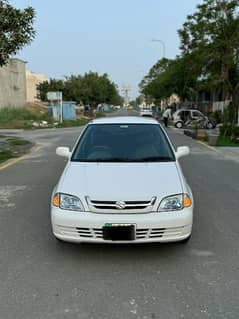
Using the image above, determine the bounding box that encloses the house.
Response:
[26,70,46,102]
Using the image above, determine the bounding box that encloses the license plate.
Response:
[103,224,136,241]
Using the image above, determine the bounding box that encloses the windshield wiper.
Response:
[133,156,174,162]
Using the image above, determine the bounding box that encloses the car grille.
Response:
[86,196,156,214]
[57,226,185,240]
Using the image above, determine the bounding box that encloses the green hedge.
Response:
[219,125,239,143]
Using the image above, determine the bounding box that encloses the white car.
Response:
[51,116,193,244]
[139,108,153,117]
[172,109,216,129]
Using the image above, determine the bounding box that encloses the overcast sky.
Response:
[12,0,203,99]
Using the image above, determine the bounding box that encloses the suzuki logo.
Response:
[115,201,126,210]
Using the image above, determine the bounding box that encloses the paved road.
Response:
[1,115,239,319]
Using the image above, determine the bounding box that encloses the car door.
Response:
[191,110,204,120]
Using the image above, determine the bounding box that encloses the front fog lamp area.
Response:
[158,194,191,212]
[53,193,84,211]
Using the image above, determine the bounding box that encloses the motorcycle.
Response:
[184,115,216,130]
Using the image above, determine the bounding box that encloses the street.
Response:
[1,114,239,319]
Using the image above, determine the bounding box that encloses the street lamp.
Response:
[152,39,166,58]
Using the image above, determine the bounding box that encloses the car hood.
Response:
[58,162,183,201]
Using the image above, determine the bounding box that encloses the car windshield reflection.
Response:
[71,124,175,162]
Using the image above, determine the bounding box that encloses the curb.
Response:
[0,144,42,171]
[197,140,220,153]
[197,140,239,163]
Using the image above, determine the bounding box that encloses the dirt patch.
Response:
[0,136,34,163]
[25,101,48,114]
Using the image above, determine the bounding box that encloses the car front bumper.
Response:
[51,207,193,243]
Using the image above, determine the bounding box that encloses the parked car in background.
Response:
[52,116,193,244]
[172,109,216,129]
[139,108,153,117]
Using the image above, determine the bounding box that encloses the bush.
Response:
[222,102,235,125]
[219,124,232,136]
[208,110,223,124]
[219,124,239,142]
[216,135,239,146]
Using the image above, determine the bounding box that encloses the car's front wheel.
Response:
[175,121,184,129]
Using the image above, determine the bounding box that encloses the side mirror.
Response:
[175,146,190,159]
[56,147,72,158]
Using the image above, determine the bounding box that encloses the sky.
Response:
[11,0,204,99]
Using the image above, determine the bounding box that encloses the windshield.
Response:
[71,124,175,162]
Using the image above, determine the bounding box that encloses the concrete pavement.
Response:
[213,146,239,162]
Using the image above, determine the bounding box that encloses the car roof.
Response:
[89,116,158,125]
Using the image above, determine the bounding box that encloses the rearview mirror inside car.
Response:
[56,147,72,158]
[175,146,190,159]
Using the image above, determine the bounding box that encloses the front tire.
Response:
[175,121,184,129]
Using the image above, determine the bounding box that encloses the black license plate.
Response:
[103,224,135,241]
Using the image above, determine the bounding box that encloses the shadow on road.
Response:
[52,239,190,262]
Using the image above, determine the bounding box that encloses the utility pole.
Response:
[121,84,131,108]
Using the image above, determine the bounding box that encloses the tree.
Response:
[178,0,239,123]
[64,72,122,106]
[0,0,35,66]
[37,72,122,106]
[139,56,198,102]
[139,0,239,121]
[37,79,65,101]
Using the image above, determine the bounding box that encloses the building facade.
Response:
[0,58,27,108]
[26,71,45,102]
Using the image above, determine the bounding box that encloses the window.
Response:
[192,111,203,118]
[71,124,175,162]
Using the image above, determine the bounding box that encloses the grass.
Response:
[6,137,32,146]
[0,107,91,129]
[0,107,52,129]
[0,150,16,163]
[0,135,33,164]
[0,107,49,122]
[216,135,239,147]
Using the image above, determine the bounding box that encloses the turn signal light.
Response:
[183,195,192,208]
[53,194,60,207]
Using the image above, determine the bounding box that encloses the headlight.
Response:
[52,193,84,211]
[158,194,191,212]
